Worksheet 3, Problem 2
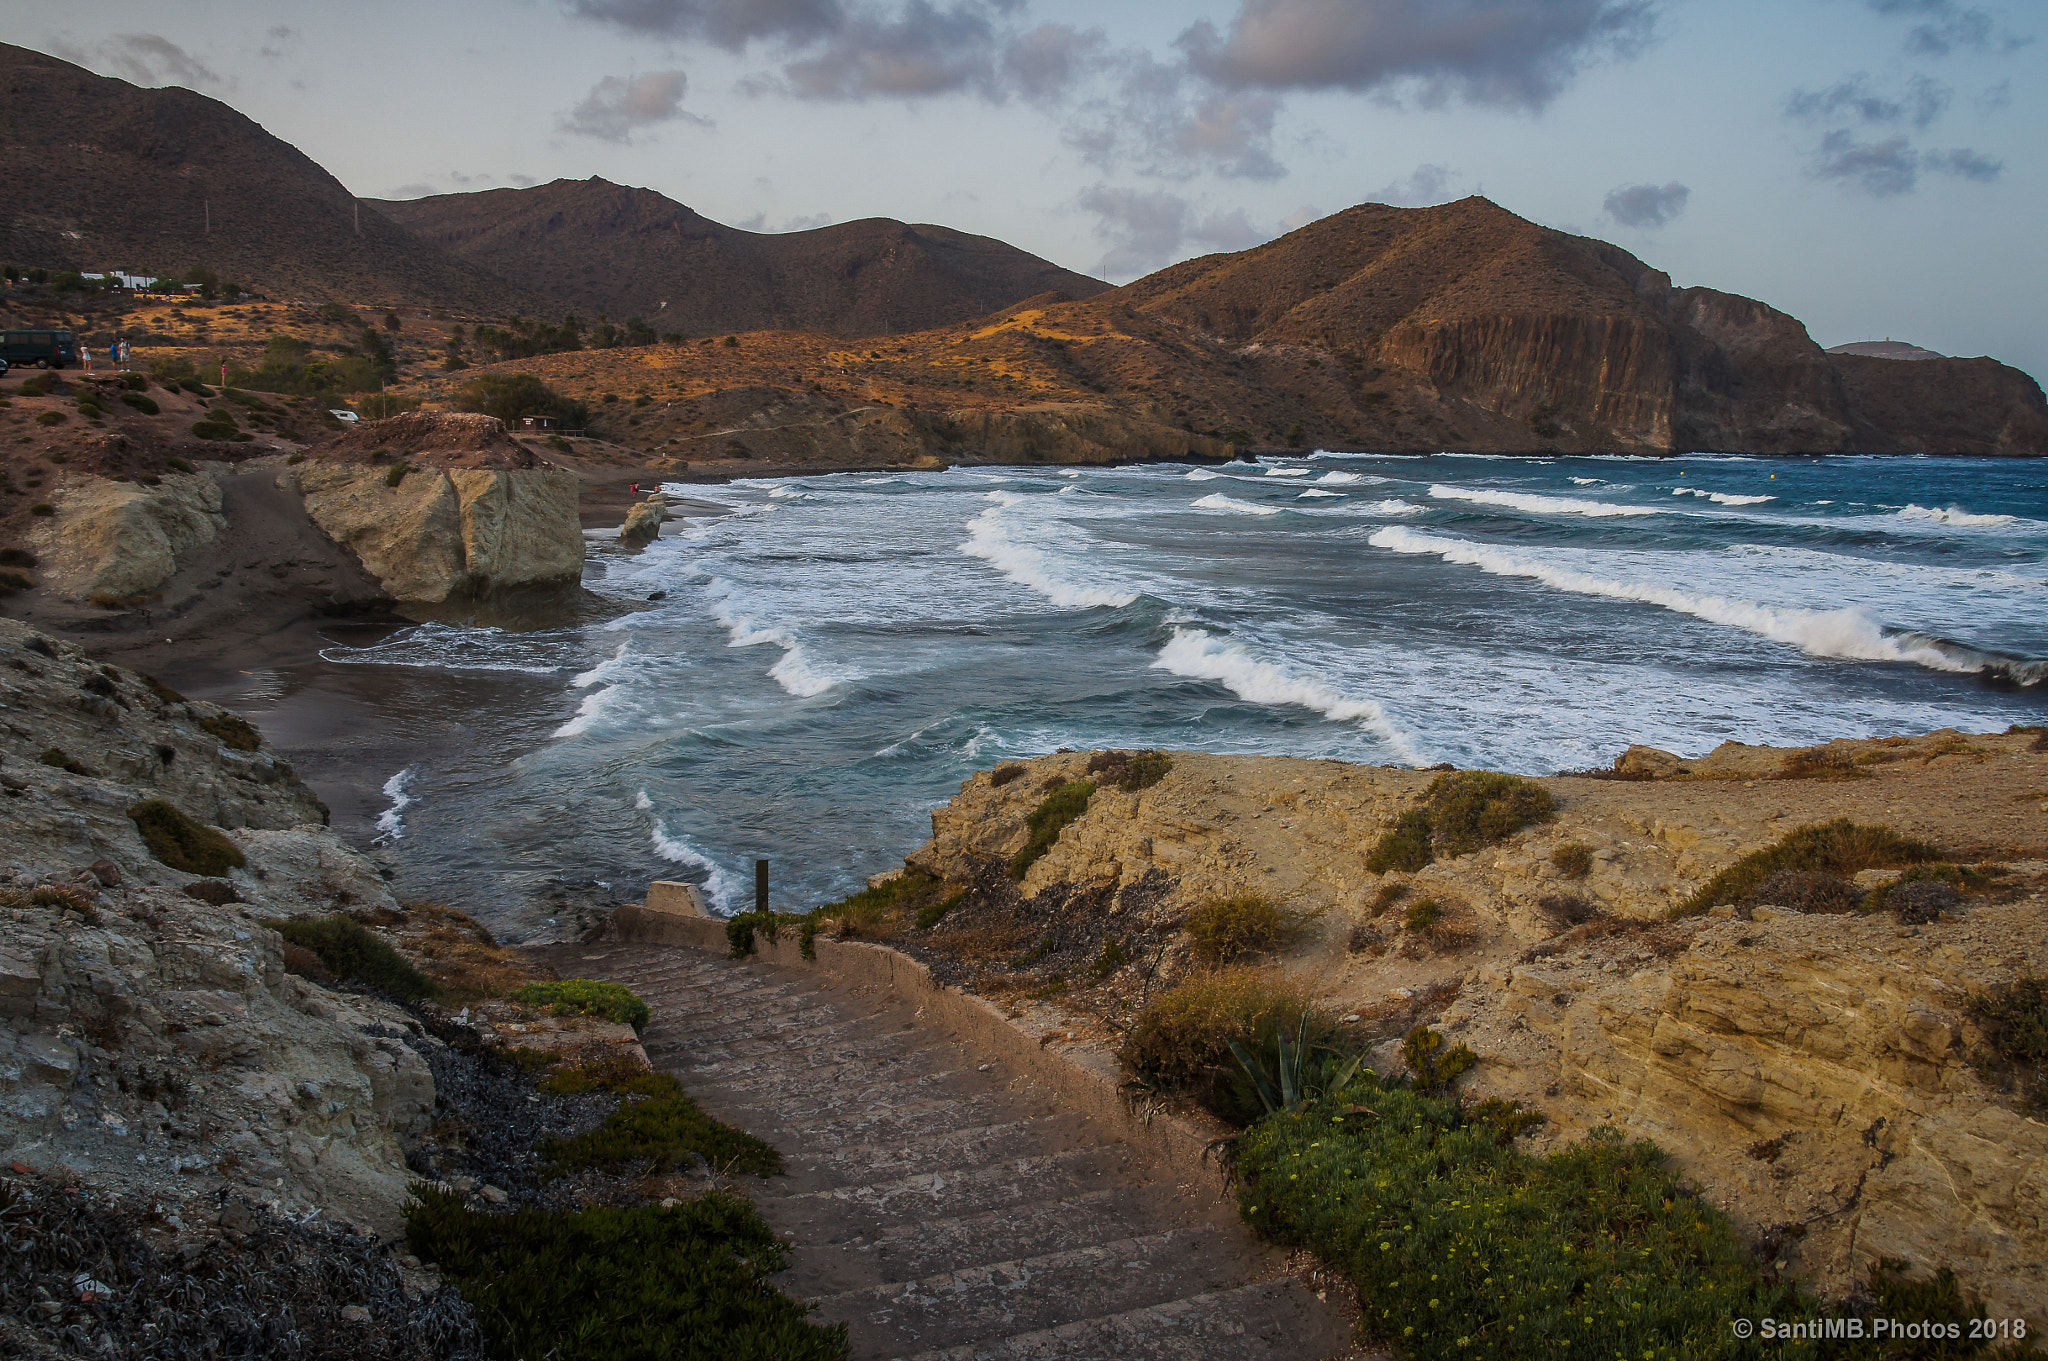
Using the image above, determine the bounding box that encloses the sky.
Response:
[25,0,2046,379]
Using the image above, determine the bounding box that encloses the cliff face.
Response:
[0,619,437,1235]
[898,733,2048,1316]
[32,471,226,601]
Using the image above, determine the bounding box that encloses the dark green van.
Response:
[0,330,78,369]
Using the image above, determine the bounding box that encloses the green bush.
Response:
[1121,967,1331,1124]
[540,1067,781,1177]
[1185,893,1298,964]
[1681,819,1942,915]
[191,418,245,441]
[384,462,412,488]
[1011,779,1095,877]
[452,372,589,428]
[513,978,650,1029]
[119,391,160,415]
[30,503,55,516]
[1366,808,1435,873]
[1969,974,2048,1112]
[35,411,64,427]
[128,799,246,875]
[1426,770,1556,856]
[1085,749,1174,792]
[196,711,263,752]
[166,456,195,474]
[0,570,33,595]
[268,914,433,1001]
[356,392,421,420]
[40,746,91,775]
[407,1187,844,1361]
[1551,841,1593,879]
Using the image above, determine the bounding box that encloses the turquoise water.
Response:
[321,453,2048,938]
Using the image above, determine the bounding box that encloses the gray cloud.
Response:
[1785,73,1949,129]
[259,26,298,60]
[1371,163,1462,205]
[1810,129,2002,195]
[1178,0,1658,112]
[558,70,706,141]
[565,0,845,49]
[1602,179,1688,227]
[1864,0,2032,56]
[777,1,1002,99]
[1078,184,1269,278]
[1065,52,1284,180]
[48,32,229,90]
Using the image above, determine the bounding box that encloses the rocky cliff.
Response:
[31,471,226,601]
[0,618,438,1235]
[895,733,2048,1318]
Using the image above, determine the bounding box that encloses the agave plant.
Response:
[1226,1016,1373,1115]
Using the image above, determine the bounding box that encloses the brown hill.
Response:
[373,178,1111,338]
[478,196,2043,470]
[0,43,534,313]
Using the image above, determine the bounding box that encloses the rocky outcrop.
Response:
[0,618,441,1234]
[290,462,582,608]
[31,471,226,601]
[898,734,2048,1315]
[619,495,666,546]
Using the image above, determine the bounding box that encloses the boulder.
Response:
[33,471,225,600]
[620,496,667,546]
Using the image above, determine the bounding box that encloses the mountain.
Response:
[504,196,2046,468]
[373,178,1112,338]
[1826,340,1945,360]
[0,44,534,312]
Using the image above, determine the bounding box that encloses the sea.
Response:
[289,452,2048,940]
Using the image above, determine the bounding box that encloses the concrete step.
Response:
[765,1146,1137,1235]
[785,1113,1102,1191]
[901,1278,1355,1361]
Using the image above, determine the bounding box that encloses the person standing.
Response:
[80,344,92,373]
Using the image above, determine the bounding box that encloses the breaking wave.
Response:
[960,492,1141,608]
[1152,627,1422,760]
[643,804,744,910]
[705,578,861,697]
[1429,484,1660,518]
[1369,526,2042,681]
[1672,487,1775,506]
[1192,493,1282,516]
[1896,504,2019,528]
[370,766,419,846]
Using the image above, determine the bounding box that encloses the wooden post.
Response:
[755,858,768,915]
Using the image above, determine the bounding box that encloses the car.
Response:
[328,409,359,423]
[0,357,9,377]
[0,329,78,369]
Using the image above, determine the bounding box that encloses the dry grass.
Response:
[381,900,552,1001]
[1184,893,1302,964]
[1120,966,1329,1123]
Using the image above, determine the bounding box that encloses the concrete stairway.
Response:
[532,942,1356,1361]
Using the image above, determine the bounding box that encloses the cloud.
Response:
[382,171,536,199]
[1602,180,1688,227]
[1809,129,2002,195]
[1280,204,1324,231]
[1178,0,1658,112]
[776,1,1002,99]
[1785,73,1949,129]
[1370,163,1462,205]
[565,0,845,49]
[48,32,229,90]
[1065,52,1285,180]
[259,26,298,60]
[558,70,706,141]
[1078,184,1270,278]
[1863,0,2032,55]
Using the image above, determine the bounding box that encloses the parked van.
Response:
[0,330,79,369]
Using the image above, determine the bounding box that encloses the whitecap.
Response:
[1429,484,1661,518]
[1192,493,1281,516]
[1298,489,1345,499]
[370,766,419,846]
[1185,470,1220,481]
[959,496,1140,608]
[1368,526,1984,675]
[1263,466,1313,477]
[1359,498,1424,515]
[1315,471,1364,484]
[1672,487,1776,506]
[704,578,862,697]
[1896,504,2018,528]
[647,816,743,911]
[1568,476,1604,486]
[1152,627,1421,761]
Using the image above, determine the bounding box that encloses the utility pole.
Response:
[204,199,210,235]
[355,201,361,237]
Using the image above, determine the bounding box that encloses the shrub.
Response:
[1966,974,2047,1111]
[182,879,241,905]
[1011,779,1095,878]
[140,673,185,703]
[39,746,91,775]
[30,503,54,515]
[165,456,195,473]
[0,548,36,568]
[1365,808,1434,873]
[191,418,245,440]
[1186,893,1299,964]
[76,400,107,418]
[989,762,1027,787]
[119,391,160,415]
[1085,749,1173,792]
[267,914,432,1001]
[1425,770,1556,856]
[1742,869,1858,914]
[1681,819,1942,915]
[1778,746,1864,780]
[1235,1082,1801,1361]
[1401,897,1442,931]
[35,411,64,427]
[197,711,263,752]
[384,462,412,488]
[513,978,650,1029]
[538,1065,781,1176]
[356,392,421,420]
[128,799,245,875]
[452,372,588,428]
[1369,880,1410,916]
[1121,967,1330,1124]
[1401,1023,1476,1092]
[1551,841,1593,879]
[1537,893,1602,927]
[406,1188,845,1361]
[914,889,964,930]
[0,570,34,595]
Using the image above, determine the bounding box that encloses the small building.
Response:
[520,415,555,430]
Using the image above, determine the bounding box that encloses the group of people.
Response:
[78,338,136,372]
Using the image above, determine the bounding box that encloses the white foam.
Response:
[1896,504,2018,528]
[1297,488,1346,499]
[1192,493,1281,516]
[1672,487,1776,506]
[1568,476,1604,486]
[1369,526,1978,673]
[1429,484,1660,518]
[1359,498,1425,515]
[704,578,862,697]
[1185,470,1220,481]
[370,766,419,845]
[1153,627,1421,761]
[1315,471,1364,484]
[647,815,743,910]
[861,476,904,485]
[1264,466,1312,477]
[959,495,1140,609]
